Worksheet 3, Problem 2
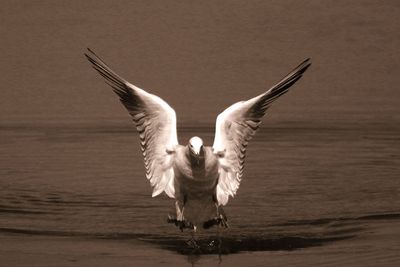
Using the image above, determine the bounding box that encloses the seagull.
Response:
[85,49,311,232]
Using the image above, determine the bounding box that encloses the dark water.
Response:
[1,120,399,266]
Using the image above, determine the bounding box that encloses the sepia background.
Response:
[1,0,399,266]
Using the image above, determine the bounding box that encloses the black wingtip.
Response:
[300,58,312,68]
[296,58,311,68]
[84,48,94,61]
[85,48,98,60]
[294,58,312,77]
[303,58,312,69]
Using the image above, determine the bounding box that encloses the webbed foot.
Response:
[202,214,229,229]
[167,214,195,231]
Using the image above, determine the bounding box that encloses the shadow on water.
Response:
[143,234,356,255]
[0,225,357,257]
[2,212,399,257]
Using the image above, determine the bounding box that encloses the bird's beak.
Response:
[192,145,203,156]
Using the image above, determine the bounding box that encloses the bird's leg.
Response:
[203,203,229,229]
[215,203,228,228]
[176,201,184,220]
[175,201,186,231]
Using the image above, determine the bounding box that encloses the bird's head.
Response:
[188,136,204,156]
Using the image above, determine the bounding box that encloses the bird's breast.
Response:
[173,147,219,195]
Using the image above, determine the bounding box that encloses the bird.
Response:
[85,48,311,232]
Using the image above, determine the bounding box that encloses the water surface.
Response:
[0,120,399,266]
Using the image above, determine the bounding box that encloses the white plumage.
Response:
[85,48,311,229]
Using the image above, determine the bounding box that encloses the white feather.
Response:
[85,49,178,198]
[213,58,311,205]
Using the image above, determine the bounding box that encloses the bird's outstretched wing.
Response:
[85,48,178,198]
[213,58,311,205]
